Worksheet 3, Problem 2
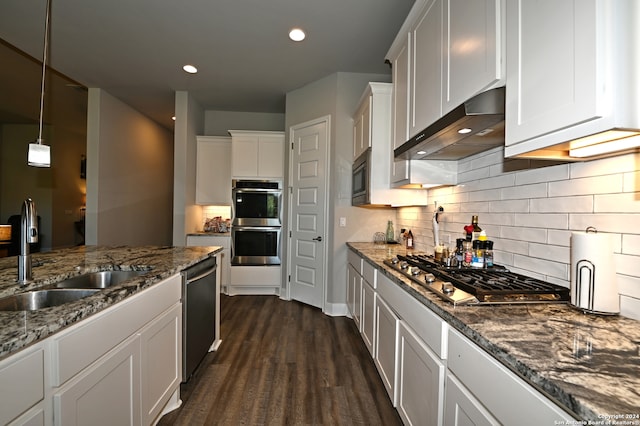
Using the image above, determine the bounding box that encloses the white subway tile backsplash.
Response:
[570,152,639,178]
[501,183,547,200]
[530,196,593,213]
[547,229,571,246]
[513,254,568,281]
[569,214,639,234]
[623,234,640,256]
[528,243,570,264]
[549,174,623,197]
[514,213,568,229]
[622,171,640,192]
[514,163,569,185]
[468,188,502,202]
[594,193,640,213]
[489,199,530,213]
[396,149,640,320]
[501,226,547,244]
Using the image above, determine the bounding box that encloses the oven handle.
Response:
[185,265,216,285]
[232,226,282,231]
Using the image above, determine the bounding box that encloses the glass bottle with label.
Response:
[386,220,394,243]
[484,240,494,268]
[471,215,482,241]
[406,230,414,250]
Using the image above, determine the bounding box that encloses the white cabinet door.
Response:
[353,97,371,160]
[361,279,376,356]
[444,374,499,426]
[505,0,601,147]
[196,136,232,205]
[410,0,443,138]
[230,131,285,178]
[374,296,399,405]
[397,321,446,426]
[140,303,182,426]
[504,0,639,160]
[0,346,44,426]
[442,0,503,114]
[54,335,141,426]
[346,264,358,319]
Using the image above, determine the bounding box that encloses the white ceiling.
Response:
[0,0,414,129]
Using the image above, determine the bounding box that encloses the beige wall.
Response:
[86,88,173,246]
[397,147,640,320]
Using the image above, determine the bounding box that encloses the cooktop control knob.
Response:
[424,273,436,283]
[442,282,455,294]
[410,267,421,276]
[391,257,399,264]
[400,261,409,270]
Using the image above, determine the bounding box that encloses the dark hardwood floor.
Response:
[158,294,403,426]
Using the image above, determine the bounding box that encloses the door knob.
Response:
[313,236,322,242]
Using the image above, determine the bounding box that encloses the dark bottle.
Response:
[471,215,482,241]
[406,230,414,250]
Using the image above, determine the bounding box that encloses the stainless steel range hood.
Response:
[395,87,506,161]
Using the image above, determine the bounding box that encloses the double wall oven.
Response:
[231,180,282,266]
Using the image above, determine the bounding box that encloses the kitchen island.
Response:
[0,245,221,359]
[348,242,640,423]
[0,245,221,425]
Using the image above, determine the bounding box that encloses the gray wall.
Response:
[204,110,284,135]
[86,88,174,246]
[285,72,396,312]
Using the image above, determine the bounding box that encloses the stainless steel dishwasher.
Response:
[182,256,217,382]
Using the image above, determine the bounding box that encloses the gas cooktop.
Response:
[384,253,570,306]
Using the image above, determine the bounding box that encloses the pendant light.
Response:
[28,0,52,167]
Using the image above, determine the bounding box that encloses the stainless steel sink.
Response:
[53,270,149,289]
[0,289,100,311]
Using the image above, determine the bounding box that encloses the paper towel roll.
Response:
[570,230,619,314]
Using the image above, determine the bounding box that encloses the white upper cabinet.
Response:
[410,0,443,137]
[389,0,504,143]
[229,130,285,179]
[505,0,640,160]
[196,136,232,205]
[442,0,504,114]
[352,83,428,206]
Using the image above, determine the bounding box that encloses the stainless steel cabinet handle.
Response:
[313,236,322,242]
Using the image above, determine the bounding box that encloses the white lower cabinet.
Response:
[397,321,445,426]
[0,273,183,426]
[446,328,574,425]
[54,335,142,426]
[140,303,182,425]
[360,279,375,356]
[0,345,45,426]
[444,373,499,426]
[346,264,359,320]
[228,265,281,295]
[374,296,399,405]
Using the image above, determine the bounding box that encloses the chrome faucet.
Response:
[18,198,39,285]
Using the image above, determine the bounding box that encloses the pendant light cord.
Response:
[37,0,51,143]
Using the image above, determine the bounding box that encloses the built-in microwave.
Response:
[352,148,371,206]
[232,179,283,226]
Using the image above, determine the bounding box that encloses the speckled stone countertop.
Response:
[0,245,222,360]
[347,242,640,422]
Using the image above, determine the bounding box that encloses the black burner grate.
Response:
[396,254,570,303]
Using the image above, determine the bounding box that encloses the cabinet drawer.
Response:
[52,274,181,386]
[377,273,447,358]
[448,328,573,425]
[362,260,377,289]
[0,346,44,425]
[347,249,362,274]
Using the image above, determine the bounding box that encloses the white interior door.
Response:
[289,116,329,309]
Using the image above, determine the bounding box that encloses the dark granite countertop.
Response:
[347,242,640,422]
[0,245,222,360]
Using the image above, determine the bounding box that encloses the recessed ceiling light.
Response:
[289,28,306,42]
[183,64,198,74]
[458,128,472,134]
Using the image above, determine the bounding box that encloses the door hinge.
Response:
[291,142,294,150]
[289,230,292,238]
[288,274,291,282]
